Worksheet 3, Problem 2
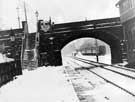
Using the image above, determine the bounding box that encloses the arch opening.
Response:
[61,38,111,65]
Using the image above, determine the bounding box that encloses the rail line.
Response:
[67,57,135,97]
[72,57,135,80]
[73,57,135,71]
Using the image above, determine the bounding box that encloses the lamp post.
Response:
[35,10,39,42]
[35,11,39,32]
[35,10,39,45]
[35,11,39,41]
[95,38,99,62]
[35,11,39,23]
[16,7,21,28]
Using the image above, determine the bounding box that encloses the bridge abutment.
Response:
[111,44,123,64]
[51,50,62,66]
[39,50,62,66]
[38,38,62,66]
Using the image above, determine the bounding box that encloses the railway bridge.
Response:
[0,17,125,67]
[38,17,125,66]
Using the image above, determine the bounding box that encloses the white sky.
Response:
[0,0,120,32]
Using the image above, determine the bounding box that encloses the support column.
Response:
[53,50,62,66]
[111,44,122,64]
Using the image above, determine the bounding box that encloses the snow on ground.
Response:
[65,57,135,102]
[76,53,128,66]
[0,66,79,102]
[0,53,14,63]
[0,54,133,102]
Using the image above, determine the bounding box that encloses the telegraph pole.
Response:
[35,11,39,50]
[23,1,29,50]
[35,10,39,67]
[24,1,28,23]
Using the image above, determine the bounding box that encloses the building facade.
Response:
[116,0,135,63]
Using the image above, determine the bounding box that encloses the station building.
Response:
[116,0,135,64]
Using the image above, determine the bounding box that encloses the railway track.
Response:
[67,56,135,97]
[72,57,135,79]
[73,56,135,72]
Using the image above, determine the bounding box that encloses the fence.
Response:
[0,60,22,87]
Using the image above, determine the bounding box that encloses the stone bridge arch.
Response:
[56,29,122,64]
[38,17,124,66]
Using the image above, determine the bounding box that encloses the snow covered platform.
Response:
[0,54,14,63]
[0,66,79,102]
[1,61,135,102]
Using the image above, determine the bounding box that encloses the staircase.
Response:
[22,49,38,70]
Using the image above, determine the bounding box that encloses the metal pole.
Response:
[94,24,99,62]
[35,11,39,67]
[23,1,29,50]
[35,11,39,46]
[95,38,99,62]
[24,1,28,23]
[35,11,39,33]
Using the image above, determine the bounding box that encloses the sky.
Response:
[0,0,120,32]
